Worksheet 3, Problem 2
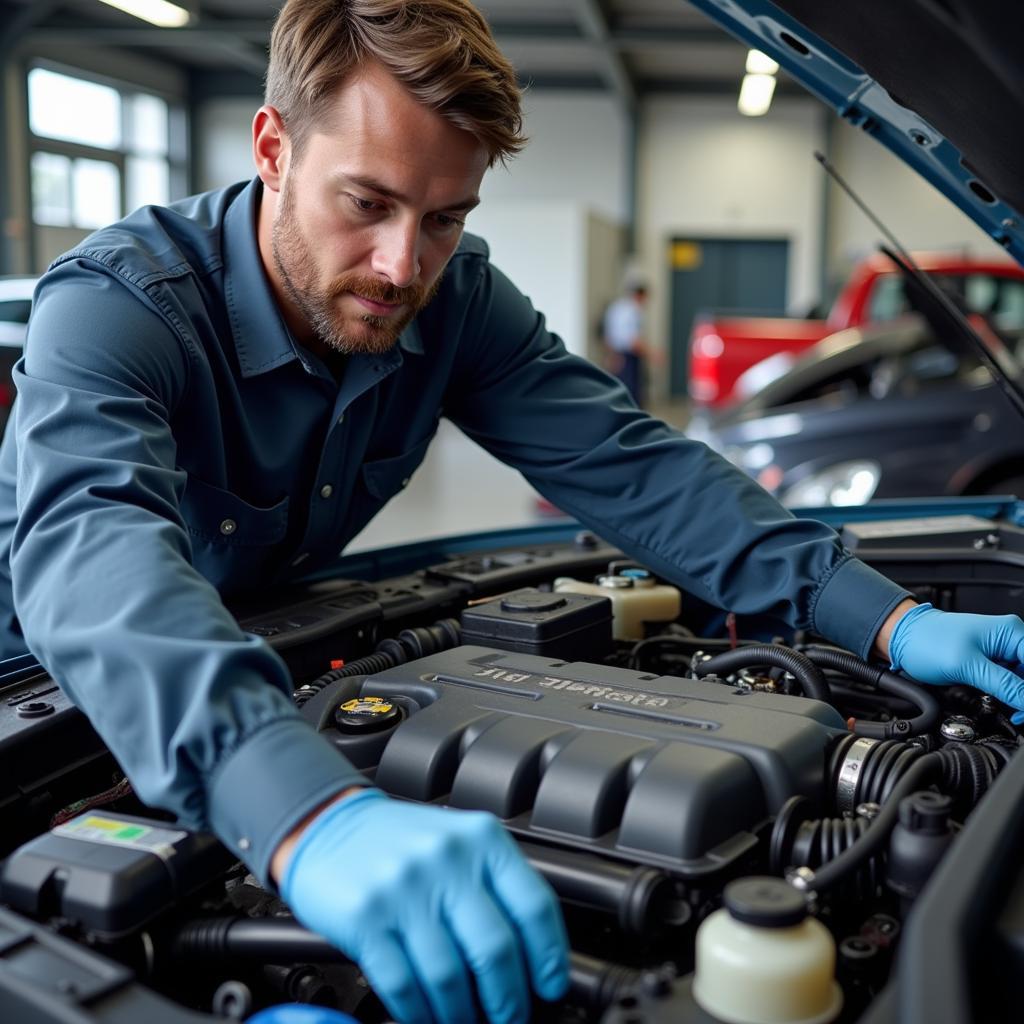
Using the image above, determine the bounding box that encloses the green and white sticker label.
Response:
[53,815,187,859]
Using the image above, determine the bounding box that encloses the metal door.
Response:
[668,237,789,396]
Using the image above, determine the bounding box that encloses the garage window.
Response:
[27,65,184,232]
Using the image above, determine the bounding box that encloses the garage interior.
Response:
[3,5,1024,1024]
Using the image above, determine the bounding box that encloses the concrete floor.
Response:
[346,399,690,553]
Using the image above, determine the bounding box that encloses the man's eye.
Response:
[434,213,466,230]
[348,195,380,213]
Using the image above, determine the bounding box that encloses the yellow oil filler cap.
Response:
[333,696,404,733]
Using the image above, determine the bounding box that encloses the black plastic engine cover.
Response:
[317,646,846,877]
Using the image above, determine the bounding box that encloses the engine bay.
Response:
[3,514,1024,1023]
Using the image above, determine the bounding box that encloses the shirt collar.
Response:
[223,177,423,378]
[223,177,298,378]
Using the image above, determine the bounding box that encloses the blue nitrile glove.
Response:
[888,603,1024,725]
[278,788,570,1024]
[247,1007,359,1024]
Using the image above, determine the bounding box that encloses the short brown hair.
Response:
[265,0,526,166]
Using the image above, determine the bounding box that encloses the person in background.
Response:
[602,278,654,407]
[4,3,1024,1024]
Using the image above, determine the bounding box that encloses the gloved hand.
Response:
[888,602,1024,724]
[278,788,569,1024]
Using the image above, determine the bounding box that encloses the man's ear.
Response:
[252,105,291,193]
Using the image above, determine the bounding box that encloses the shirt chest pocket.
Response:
[360,435,433,503]
[179,475,290,548]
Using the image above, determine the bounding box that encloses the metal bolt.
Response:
[856,801,882,821]
[786,866,815,891]
[940,716,977,742]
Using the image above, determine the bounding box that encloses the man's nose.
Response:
[370,219,421,290]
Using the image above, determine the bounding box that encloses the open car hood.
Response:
[688,0,1024,265]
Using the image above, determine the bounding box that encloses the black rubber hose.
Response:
[294,617,461,705]
[770,796,879,903]
[173,917,645,1013]
[294,650,399,706]
[826,682,918,717]
[805,752,944,894]
[517,840,689,934]
[803,645,941,738]
[568,952,651,1014]
[696,644,832,703]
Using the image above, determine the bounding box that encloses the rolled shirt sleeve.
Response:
[10,261,363,884]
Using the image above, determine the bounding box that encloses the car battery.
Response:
[460,587,613,662]
[0,811,232,938]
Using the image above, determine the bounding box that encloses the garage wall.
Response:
[466,202,586,358]
[636,95,827,383]
[194,97,257,192]
[477,91,629,224]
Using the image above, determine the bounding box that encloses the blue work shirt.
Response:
[0,178,909,884]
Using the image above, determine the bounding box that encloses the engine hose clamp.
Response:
[837,737,878,815]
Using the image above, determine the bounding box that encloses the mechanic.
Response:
[2,3,1024,1024]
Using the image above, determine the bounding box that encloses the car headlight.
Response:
[780,460,881,508]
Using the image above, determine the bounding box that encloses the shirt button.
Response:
[400,477,410,488]
[320,484,334,499]
[220,519,237,536]
[337,414,345,425]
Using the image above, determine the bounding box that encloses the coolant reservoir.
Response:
[553,570,680,640]
[693,877,842,1024]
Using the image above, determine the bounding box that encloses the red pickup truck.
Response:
[688,252,1024,409]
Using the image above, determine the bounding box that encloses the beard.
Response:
[271,181,440,356]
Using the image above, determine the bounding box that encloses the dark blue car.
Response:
[692,314,1024,506]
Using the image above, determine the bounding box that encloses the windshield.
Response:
[868,272,1024,330]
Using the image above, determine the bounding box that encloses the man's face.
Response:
[262,62,489,356]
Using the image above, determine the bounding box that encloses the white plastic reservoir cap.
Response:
[693,877,843,1024]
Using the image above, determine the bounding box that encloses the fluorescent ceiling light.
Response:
[95,0,190,28]
[746,49,780,75]
[738,73,776,116]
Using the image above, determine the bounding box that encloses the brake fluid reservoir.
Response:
[693,877,842,1024]
[553,571,680,640]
